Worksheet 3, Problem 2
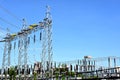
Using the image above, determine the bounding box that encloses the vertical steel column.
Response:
[114,58,116,67]
[93,60,95,71]
[18,36,24,78]
[41,6,52,79]
[108,57,111,68]
[41,24,47,78]
[1,36,12,79]
[18,19,28,79]
[46,5,52,79]
[23,19,28,78]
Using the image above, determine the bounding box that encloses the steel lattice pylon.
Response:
[18,19,28,79]
[41,6,53,78]
[1,33,12,79]
[0,6,52,79]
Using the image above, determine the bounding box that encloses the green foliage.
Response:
[54,68,60,72]
[9,67,16,80]
[55,73,59,79]
[61,64,67,68]
[70,72,75,77]
[77,74,84,78]
[45,72,49,78]
[61,76,65,80]
[33,72,37,80]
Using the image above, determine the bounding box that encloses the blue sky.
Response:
[0,0,120,67]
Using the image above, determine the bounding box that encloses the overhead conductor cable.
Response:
[0,4,22,22]
[0,17,20,29]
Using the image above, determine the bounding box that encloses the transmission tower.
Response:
[41,5,53,78]
[0,6,52,79]
[1,30,12,79]
[18,19,28,78]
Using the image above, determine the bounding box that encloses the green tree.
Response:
[9,67,16,80]
[33,72,37,80]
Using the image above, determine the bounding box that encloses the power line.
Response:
[0,27,8,37]
[0,16,21,30]
[0,26,6,31]
[0,4,22,22]
[0,26,11,33]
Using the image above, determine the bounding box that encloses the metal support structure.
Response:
[41,6,53,78]
[47,6,53,78]
[1,33,12,79]
[108,57,111,68]
[18,19,28,79]
[114,58,116,67]
[23,19,28,78]
[0,6,52,79]
[18,36,24,77]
